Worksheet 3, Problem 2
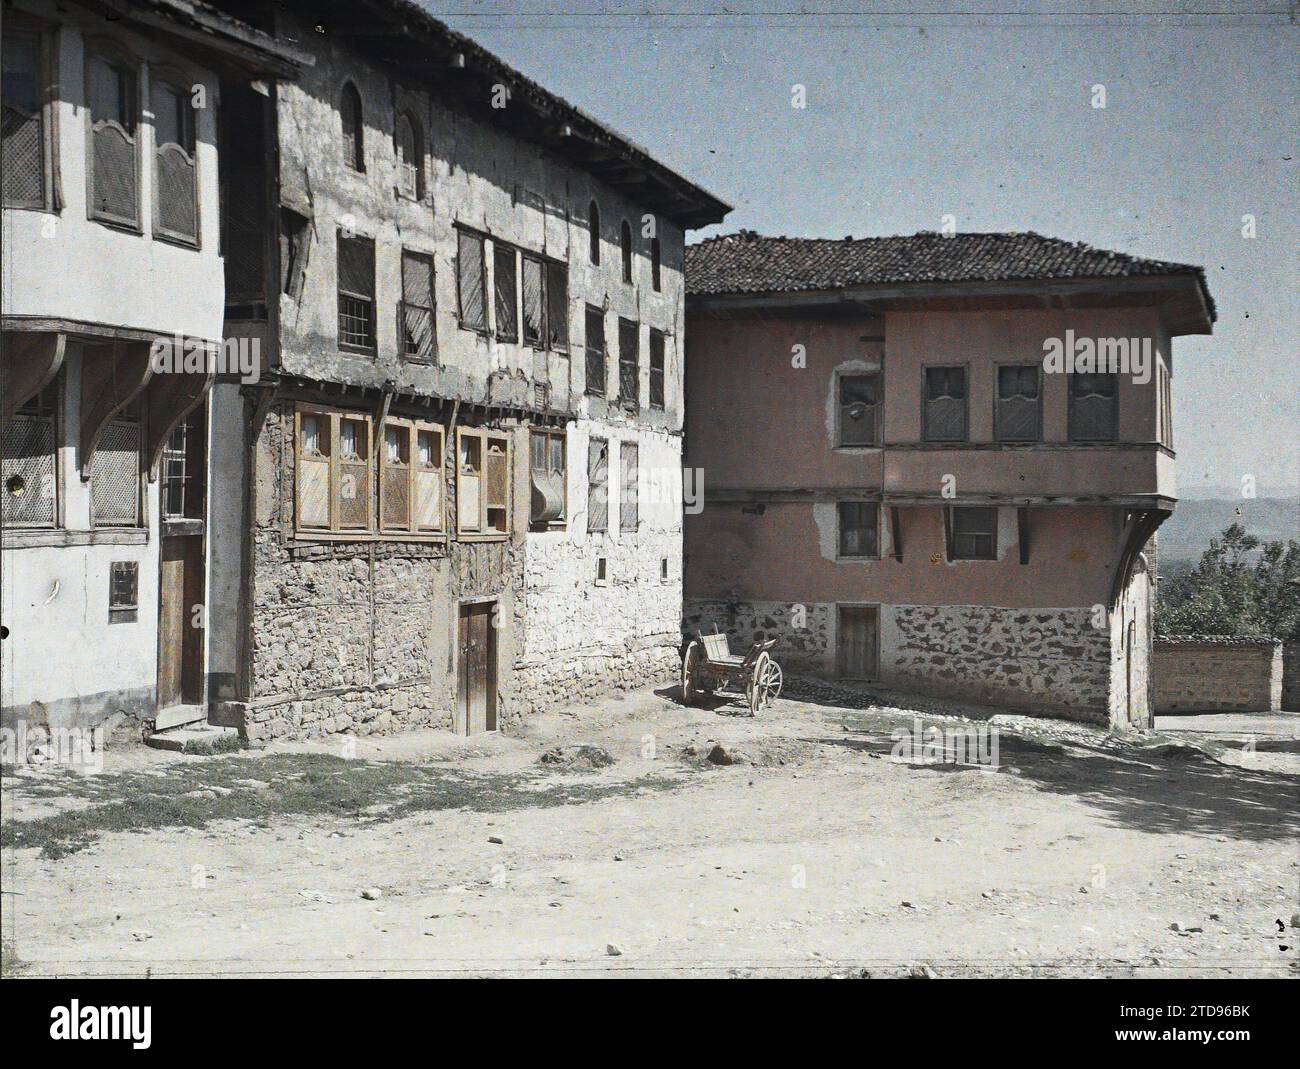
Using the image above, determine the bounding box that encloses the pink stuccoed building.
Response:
[682,231,1215,727]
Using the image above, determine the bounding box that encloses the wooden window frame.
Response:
[921,364,969,443]
[493,241,519,343]
[836,371,881,447]
[84,39,142,232]
[948,505,998,561]
[837,501,880,560]
[993,362,1042,443]
[618,317,639,412]
[2,16,58,212]
[1068,371,1120,443]
[521,250,545,349]
[294,404,377,539]
[529,428,567,530]
[394,109,424,200]
[455,226,489,335]
[648,329,666,410]
[587,435,609,534]
[149,68,200,248]
[336,231,377,354]
[399,247,437,364]
[456,427,510,541]
[379,416,445,538]
[584,305,606,397]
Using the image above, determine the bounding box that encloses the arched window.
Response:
[395,110,423,199]
[341,81,364,172]
[650,236,661,292]
[588,200,600,264]
[620,219,632,284]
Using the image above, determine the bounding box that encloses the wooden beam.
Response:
[1,330,65,420]
[80,341,154,480]
[144,361,215,477]
[890,505,902,562]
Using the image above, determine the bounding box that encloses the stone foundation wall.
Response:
[884,605,1111,723]
[1153,636,1283,713]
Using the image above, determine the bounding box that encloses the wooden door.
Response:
[158,534,204,709]
[837,606,878,680]
[457,601,496,734]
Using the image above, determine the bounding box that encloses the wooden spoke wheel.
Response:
[747,652,782,714]
[682,640,705,705]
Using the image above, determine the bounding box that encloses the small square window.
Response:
[950,506,998,560]
[109,560,138,623]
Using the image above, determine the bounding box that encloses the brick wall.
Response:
[1153,636,1282,713]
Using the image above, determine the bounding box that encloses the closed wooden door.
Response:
[457,602,496,734]
[158,534,204,709]
[837,606,878,680]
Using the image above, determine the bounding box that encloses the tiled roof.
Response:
[686,230,1214,316]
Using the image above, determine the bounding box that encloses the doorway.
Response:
[457,600,497,734]
[837,605,879,680]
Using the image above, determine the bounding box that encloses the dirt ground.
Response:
[2,684,1298,978]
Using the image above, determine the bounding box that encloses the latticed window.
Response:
[620,219,633,283]
[1069,372,1118,442]
[618,318,639,410]
[996,365,1041,442]
[381,419,443,534]
[337,232,375,351]
[395,111,423,199]
[91,404,142,527]
[584,306,606,396]
[2,381,57,528]
[400,249,435,362]
[152,79,197,244]
[620,442,638,532]
[648,330,666,410]
[529,429,565,527]
[2,28,46,208]
[839,373,879,446]
[950,506,998,560]
[838,501,878,558]
[87,48,139,226]
[340,82,364,172]
[923,366,967,442]
[456,229,487,332]
[456,428,510,537]
[493,243,518,342]
[587,437,608,533]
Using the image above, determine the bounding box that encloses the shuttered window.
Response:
[294,406,375,537]
[922,366,967,442]
[401,249,435,362]
[839,373,879,446]
[995,365,1041,442]
[649,330,666,410]
[530,429,566,527]
[2,381,58,528]
[1069,372,1118,442]
[618,318,639,410]
[380,418,444,535]
[456,229,487,332]
[587,437,608,533]
[620,442,638,532]
[2,29,46,209]
[546,260,568,351]
[87,49,139,226]
[585,306,606,397]
[151,79,197,245]
[521,254,544,347]
[337,233,376,352]
[493,243,518,342]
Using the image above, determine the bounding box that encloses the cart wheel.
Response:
[682,640,705,705]
[748,653,782,714]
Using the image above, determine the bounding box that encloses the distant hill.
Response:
[1160,497,1298,564]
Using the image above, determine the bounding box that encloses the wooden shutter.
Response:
[335,413,372,532]
[484,432,509,534]
[152,80,197,244]
[457,231,486,331]
[380,420,412,532]
[457,428,482,533]
[546,260,568,351]
[296,408,331,529]
[414,423,444,533]
[588,437,608,533]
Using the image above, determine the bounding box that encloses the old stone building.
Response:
[201,0,728,740]
[0,0,303,739]
[683,232,1215,727]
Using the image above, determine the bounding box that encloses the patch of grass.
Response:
[1,753,686,860]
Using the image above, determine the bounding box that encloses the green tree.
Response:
[1156,523,1300,639]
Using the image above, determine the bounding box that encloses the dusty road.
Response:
[3,686,1297,977]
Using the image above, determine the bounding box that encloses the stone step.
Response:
[144,724,242,754]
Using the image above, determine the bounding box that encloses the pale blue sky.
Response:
[430,1,1299,497]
